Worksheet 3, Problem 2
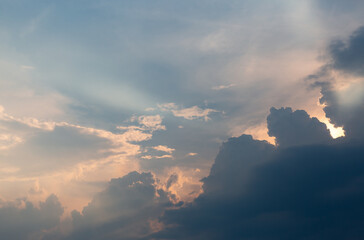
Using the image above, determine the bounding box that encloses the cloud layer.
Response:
[1,2,364,240]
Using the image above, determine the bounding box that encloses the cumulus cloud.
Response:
[62,172,174,240]
[0,107,168,217]
[155,108,364,239]
[149,26,364,240]
[158,103,218,121]
[134,115,166,131]
[0,195,63,239]
[267,107,332,147]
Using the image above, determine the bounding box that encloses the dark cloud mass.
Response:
[151,26,364,240]
[156,116,364,240]
[329,26,364,76]
[0,195,63,239]
[313,26,364,139]
[267,107,332,147]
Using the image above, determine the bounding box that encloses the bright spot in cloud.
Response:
[324,121,345,139]
[187,152,198,156]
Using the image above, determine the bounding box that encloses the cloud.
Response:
[166,174,178,190]
[1,4,364,240]
[141,155,173,160]
[150,26,364,240]
[186,152,197,156]
[329,26,364,76]
[62,172,174,240]
[212,84,235,90]
[158,103,218,121]
[155,107,364,239]
[152,145,175,154]
[0,106,164,177]
[308,25,364,140]
[0,194,63,239]
[0,134,23,150]
[134,115,166,131]
[267,107,332,147]
[0,107,166,216]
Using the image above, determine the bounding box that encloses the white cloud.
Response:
[130,115,166,131]
[158,103,218,121]
[152,145,175,154]
[186,152,198,156]
[141,154,173,159]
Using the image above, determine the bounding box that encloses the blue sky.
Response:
[1,1,364,239]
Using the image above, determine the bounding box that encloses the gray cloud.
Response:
[267,107,332,147]
[63,171,175,240]
[151,26,364,240]
[155,109,364,240]
[0,195,63,240]
[308,26,364,140]
[329,26,364,76]
[166,174,178,190]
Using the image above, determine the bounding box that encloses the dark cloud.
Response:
[149,24,364,240]
[63,171,175,240]
[307,26,364,140]
[0,195,63,239]
[329,26,364,76]
[154,108,364,239]
[201,134,274,198]
[166,174,178,190]
[267,107,332,147]
[318,81,364,139]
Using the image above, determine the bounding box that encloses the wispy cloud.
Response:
[158,103,218,121]
[212,83,235,90]
[186,152,198,156]
[152,145,175,154]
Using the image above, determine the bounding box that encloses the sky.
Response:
[1,0,364,239]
